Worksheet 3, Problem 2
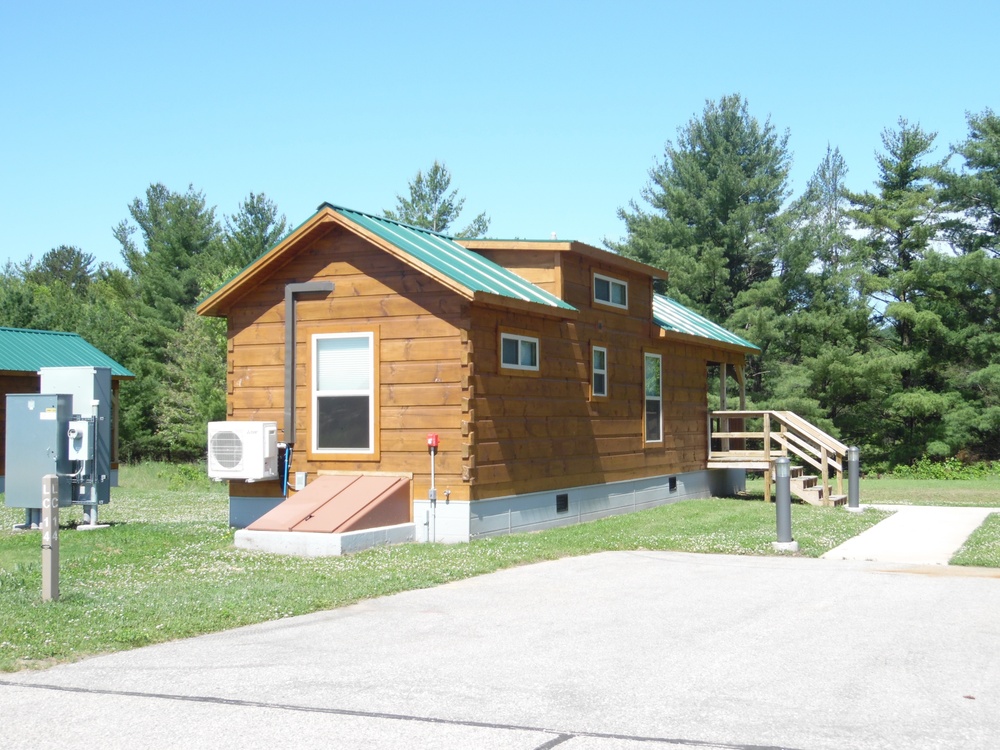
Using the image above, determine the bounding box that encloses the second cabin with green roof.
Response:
[198,203,759,539]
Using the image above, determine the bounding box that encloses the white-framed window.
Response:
[592,345,608,398]
[500,332,539,371]
[312,332,375,454]
[644,352,662,443]
[593,273,628,309]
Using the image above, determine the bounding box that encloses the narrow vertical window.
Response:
[313,332,375,453]
[592,345,608,398]
[645,353,662,443]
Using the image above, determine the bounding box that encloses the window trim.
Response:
[307,328,381,461]
[499,331,540,373]
[593,272,629,310]
[591,343,608,400]
[644,351,663,444]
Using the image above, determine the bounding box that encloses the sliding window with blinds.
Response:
[312,332,375,454]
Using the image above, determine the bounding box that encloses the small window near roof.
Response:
[593,273,628,309]
[500,332,539,371]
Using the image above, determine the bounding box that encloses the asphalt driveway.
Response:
[2,550,998,749]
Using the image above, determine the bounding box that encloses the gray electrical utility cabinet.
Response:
[40,366,112,505]
[4,393,74,509]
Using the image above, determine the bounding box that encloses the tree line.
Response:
[610,95,1000,470]
[2,102,997,470]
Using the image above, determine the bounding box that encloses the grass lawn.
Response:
[858,476,1000,507]
[951,514,1000,567]
[0,463,891,672]
[745,475,1000,507]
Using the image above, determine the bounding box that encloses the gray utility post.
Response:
[41,474,59,602]
[772,457,799,552]
[847,446,862,513]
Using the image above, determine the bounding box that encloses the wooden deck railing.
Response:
[709,410,848,503]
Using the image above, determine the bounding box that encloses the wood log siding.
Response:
[463,253,729,502]
[226,226,469,502]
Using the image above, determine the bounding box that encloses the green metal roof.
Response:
[0,327,134,377]
[652,295,760,352]
[322,204,577,312]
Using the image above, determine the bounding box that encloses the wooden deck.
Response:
[709,410,848,506]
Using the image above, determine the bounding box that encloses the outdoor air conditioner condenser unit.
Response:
[207,421,279,481]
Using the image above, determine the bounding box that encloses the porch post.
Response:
[719,363,729,453]
[733,364,746,451]
[763,412,772,503]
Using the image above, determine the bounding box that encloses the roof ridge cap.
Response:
[319,202,457,241]
[0,326,80,336]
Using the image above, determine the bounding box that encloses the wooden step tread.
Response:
[707,460,772,470]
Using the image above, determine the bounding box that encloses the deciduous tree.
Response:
[25,245,95,294]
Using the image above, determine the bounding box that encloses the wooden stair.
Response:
[708,410,849,506]
[786,465,847,507]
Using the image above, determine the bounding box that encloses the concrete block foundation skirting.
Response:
[234,522,415,557]
[413,468,746,543]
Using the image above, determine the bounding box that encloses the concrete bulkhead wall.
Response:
[412,469,747,543]
[234,522,416,557]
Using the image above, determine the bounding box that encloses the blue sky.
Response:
[2,0,996,269]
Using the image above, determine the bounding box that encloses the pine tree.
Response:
[385,161,490,238]
[939,108,1000,256]
[610,94,790,322]
[846,120,948,463]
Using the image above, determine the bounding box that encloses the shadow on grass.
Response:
[721,488,811,505]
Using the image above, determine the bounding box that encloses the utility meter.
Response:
[67,420,95,462]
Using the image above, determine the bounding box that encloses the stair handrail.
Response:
[773,411,848,454]
[770,428,843,474]
[709,410,847,502]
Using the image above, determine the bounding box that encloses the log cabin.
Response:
[197,203,760,541]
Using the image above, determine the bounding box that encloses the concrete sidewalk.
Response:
[822,505,998,565]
